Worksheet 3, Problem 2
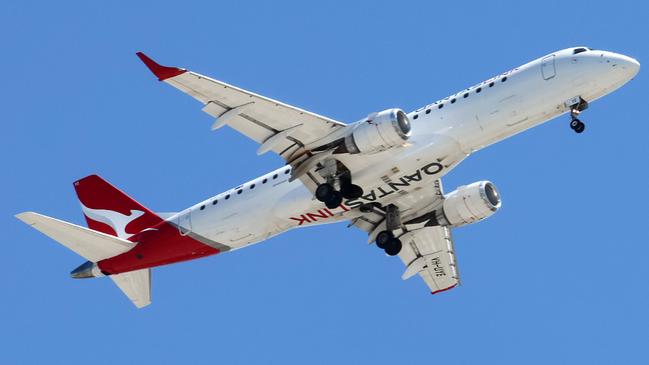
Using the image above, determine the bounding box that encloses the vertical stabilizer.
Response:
[73,175,163,240]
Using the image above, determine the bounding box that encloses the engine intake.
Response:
[341,108,411,155]
[433,181,501,227]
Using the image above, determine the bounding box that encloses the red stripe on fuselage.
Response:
[97,220,219,275]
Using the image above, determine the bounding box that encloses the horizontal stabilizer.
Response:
[15,212,134,262]
[111,269,151,308]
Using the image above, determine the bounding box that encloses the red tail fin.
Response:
[73,175,163,240]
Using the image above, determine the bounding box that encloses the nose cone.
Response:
[612,53,640,79]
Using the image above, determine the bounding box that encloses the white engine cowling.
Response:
[439,181,501,227]
[342,108,411,154]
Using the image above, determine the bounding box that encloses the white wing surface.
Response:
[398,226,460,294]
[352,179,461,295]
[137,52,345,161]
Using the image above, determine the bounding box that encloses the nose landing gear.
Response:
[567,97,589,134]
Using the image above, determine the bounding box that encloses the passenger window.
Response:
[502,76,507,82]
[225,194,230,200]
[273,174,278,179]
[200,205,205,210]
[250,184,255,189]
[425,109,431,114]
[438,104,444,109]
[489,82,494,87]
[476,87,482,93]
[450,98,456,104]
[212,200,218,205]
[237,189,242,194]
[463,93,468,98]
[413,114,418,119]
[262,178,267,184]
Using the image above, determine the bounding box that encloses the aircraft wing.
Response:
[351,179,460,294]
[136,52,346,161]
[397,226,460,294]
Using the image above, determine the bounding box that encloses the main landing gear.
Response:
[569,97,588,134]
[315,163,364,209]
[376,230,402,256]
[364,204,403,256]
[316,179,363,208]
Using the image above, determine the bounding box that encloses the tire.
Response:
[575,121,585,133]
[341,184,364,200]
[570,118,581,129]
[324,191,343,209]
[315,183,335,202]
[376,231,393,249]
[384,239,402,256]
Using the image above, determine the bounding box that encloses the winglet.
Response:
[136,52,187,81]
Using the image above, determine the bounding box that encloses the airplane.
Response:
[16,47,639,308]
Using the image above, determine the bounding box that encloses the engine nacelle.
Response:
[342,108,411,154]
[436,181,501,227]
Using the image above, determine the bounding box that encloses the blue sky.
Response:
[3,0,648,363]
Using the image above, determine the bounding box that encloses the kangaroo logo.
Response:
[81,203,145,239]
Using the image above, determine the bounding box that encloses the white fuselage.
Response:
[172,48,639,251]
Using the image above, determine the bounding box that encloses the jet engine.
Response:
[432,181,501,227]
[340,108,411,155]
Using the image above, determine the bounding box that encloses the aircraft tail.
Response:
[15,174,161,308]
[73,174,163,240]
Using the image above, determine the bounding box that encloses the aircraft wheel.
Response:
[384,239,402,256]
[341,184,364,200]
[376,230,393,249]
[315,183,335,202]
[574,121,585,133]
[570,118,581,129]
[324,191,343,209]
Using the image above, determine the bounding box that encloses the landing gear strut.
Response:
[374,205,403,256]
[568,97,588,134]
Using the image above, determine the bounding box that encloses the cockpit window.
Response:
[573,48,588,55]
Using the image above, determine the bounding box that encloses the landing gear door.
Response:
[178,210,192,236]
[541,55,556,80]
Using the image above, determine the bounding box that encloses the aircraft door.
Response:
[178,210,192,236]
[541,55,556,80]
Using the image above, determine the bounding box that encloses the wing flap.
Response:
[398,226,460,294]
